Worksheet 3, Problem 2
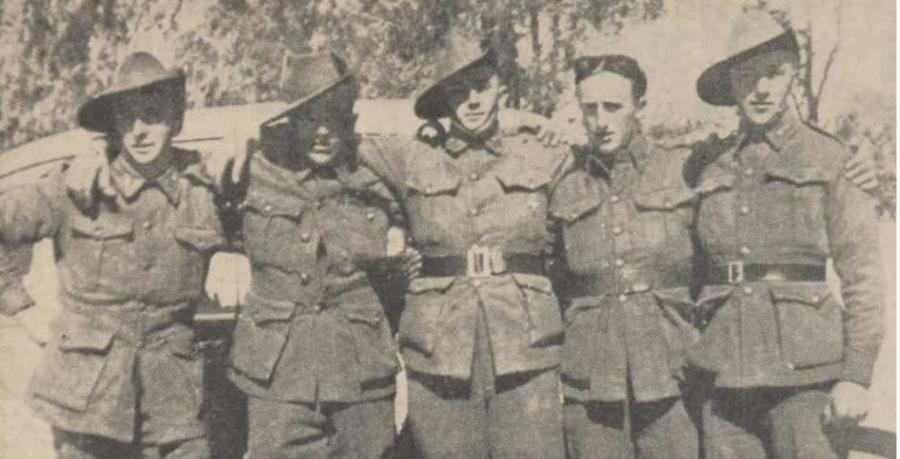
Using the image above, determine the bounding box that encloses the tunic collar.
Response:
[110,153,182,205]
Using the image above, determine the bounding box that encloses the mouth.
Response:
[131,143,155,151]
[464,112,486,120]
[750,101,772,108]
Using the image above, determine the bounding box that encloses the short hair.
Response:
[574,54,647,100]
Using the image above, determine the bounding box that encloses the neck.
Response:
[449,117,499,144]
[125,146,175,180]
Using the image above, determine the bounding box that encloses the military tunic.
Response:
[228,152,400,403]
[690,114,883,459]
[551,134,697,403]
[0,149,226,444]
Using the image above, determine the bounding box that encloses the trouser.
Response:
[563,394,699,459]
[405,307,565,458]
[704,384,848,459]
[52,428,209,459]
[245,396,395,459]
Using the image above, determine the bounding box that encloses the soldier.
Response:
[688,9,883,458]
[549,54,700,459]
[219,52,408,458]
[363,33,570,458]
[0,52,224,458]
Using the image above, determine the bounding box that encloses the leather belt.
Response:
[705,262,826,284]
[420,246,545,278]
[563,269,691,299]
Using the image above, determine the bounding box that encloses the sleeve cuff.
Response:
[0,284,35,316]
[840,358,877,387]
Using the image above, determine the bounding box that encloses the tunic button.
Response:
[300,232,310,242]
[786,362,795,370]
[618,294,627,302]
[264,204,273,212]
[468,208,480,217]
[300,273,311,285]
[811,295,821,303]
[740,205,750,215]
[469,173,479,181]
[610,195,620,203]
[612,226,623,235]
[614,258,624,267]
[142,221,152,230]
[366,211,376,221]
[472,279,481,287]
[744,168,754,177]
[743,286,753,295]
[313,303,322,313]
[740,246,751,256]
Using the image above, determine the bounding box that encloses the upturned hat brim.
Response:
[262,73,355,127]
[697,31,797,106]
[414,48,494,120]
[77,70,186,134]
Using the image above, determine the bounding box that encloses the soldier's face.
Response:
[290,97,355,167]
[113,92,176,166]
[445,65,501,136]
[729,49,797,126]
[577,71,643,155]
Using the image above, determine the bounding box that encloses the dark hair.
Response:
[574,54,647,100]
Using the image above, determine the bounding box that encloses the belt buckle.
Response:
[727,261,744,284]
[467,245,497,277]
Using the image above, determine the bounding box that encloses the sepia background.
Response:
[0,0,894,457]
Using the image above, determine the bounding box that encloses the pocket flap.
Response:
[696,285,735,307]
[769,283,830,308]
[58,319,115,353]
[695,174,735,196]
[406,172,461,196]
[175,226,224,250]
[651,288,695,308]
[70,216,134,240]
[166,329,196,359]
[408,276,456,294]
[633,187,696,211]
[511,273,554,293]
[243,187,306,218]
[494,166,553,191]
[243,292,295,324]
[765,165,831,185]
[549,195,601,223]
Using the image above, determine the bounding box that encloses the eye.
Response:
[582,103,598,117]
[472,78,491,91]
[602,102,622,112]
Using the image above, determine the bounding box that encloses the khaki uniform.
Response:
[550,134,700,458]
[363,131,569,458]
[228,150,400,458]
[0,149,225,457]
[690,114,883,458]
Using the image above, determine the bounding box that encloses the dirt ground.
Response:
[0,222,894,458]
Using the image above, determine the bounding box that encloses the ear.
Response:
[635,97,647,111]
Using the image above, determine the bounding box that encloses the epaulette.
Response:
[683,132,737,188]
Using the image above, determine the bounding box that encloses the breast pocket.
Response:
[241,188,308,269]
[404,173,461,246]
[765,167,829,247]
[67,216,134,288]
[770,283,843,370]
[30,314,116,411]
[632,187,695,248]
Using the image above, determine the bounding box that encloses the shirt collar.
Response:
[110,154,182,205]
[738,109,802,154]
[577,131,649,177]
[443,122,502,157]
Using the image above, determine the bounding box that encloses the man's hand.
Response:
[204,123,259,194]
[823,381,869,427]
[498,109,573,146]
[65,136,114,210]
[844,143,879,192]
[14,306,50,347]
[399,247,422,282]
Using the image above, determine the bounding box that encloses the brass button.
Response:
[472,279,481,287]
[618,294,627,302]
[786,362,795,370]
[740,205,750,215]
[313,303,322,313]
[366,211,376,221]
[469,173,479,181]
[612,226,623,235]
[811,295,821,303]
[264,204,273,212]
[300,232,311,243]
[142,221,152,230]
[300,273,311,285]
[614,258,624,267]
[744,168,754,177]
[740,246,751,256]
[468,208,480,217]
[743,286,753,295]
[610,195,620,203]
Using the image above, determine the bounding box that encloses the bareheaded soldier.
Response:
[363,33,570,457]
[223,52,406,458]
[0,52,226,458]
[688,9,883,458]
[550,54,700,458]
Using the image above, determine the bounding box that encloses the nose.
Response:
[132,118,148,140]
[314,126,331,145]
[466,89,481,110]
